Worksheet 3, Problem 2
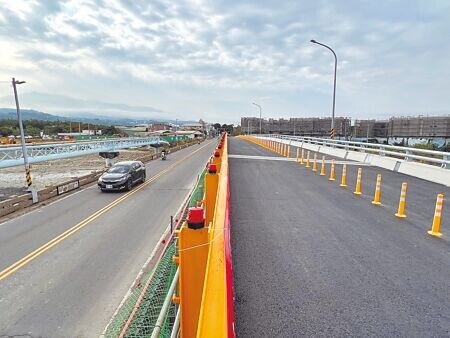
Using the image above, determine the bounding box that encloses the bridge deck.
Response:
[230,137,450,337]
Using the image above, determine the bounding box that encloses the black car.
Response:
[98,161,146,191]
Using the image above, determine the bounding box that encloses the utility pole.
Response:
[252,102,262,134]
[310,40,338,140]
[12,78,38,203]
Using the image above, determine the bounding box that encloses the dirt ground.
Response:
[0,148,156,200]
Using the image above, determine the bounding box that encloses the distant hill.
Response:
[0,108,196,126]
[0,108,64,122]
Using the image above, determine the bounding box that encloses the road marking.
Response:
[228,154,367,165]
[0,141,214,282]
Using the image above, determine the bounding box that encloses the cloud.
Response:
[0,0,449,123]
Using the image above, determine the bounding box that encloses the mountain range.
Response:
[0,92,196,125]
[0,108,196,126]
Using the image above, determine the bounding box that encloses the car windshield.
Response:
[107,165,130,174]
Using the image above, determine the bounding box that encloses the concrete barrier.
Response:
[346,151,369,163]
[262,136,450,186]
[398,162,450,186]
[371,156,401,171]
[320,147,348,159]
[0,194,33,217]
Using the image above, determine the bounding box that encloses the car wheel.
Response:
[126,179,133,191]
[141,172,146,183]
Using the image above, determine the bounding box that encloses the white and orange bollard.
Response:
[395,182,408,218]
[329,159,336,181]
[354,168,362,195]
[320,156,326,176]
[372,174,382,205]
[312,153,318,172]
[296,148,300,162]
[340,163,347,187]
[428,194,444,238]
[305,151,311,168]
[300,149,305,165]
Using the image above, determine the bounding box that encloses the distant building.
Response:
[180,122,203,131]
[388,116,450,138]
[240,117,351,137]
[353,120,388,138]
[150,123,170,131]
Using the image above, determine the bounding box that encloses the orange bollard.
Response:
[372,174,382,205]
[300,149,304,165]
[320,155,326,176]
[428,194,444,237]
[354,167,362,195]
[312,153,318,172]
[329,159,336,181]
[305,151,311,168]
[287,145,291,158]
[296,148,300,162]
[395,182,408,218]
[340,163,347,187]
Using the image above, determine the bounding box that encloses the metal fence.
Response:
[263,134,450,168]
[0,137,164,168]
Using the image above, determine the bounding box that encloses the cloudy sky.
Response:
[0,0,449,123]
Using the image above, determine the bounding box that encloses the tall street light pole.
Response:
[252,102,262,135]
[12,78,37,202]
[310,39,337,139]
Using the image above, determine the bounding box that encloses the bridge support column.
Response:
[99,151,119,167]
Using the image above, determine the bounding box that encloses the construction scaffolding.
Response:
[388,116,450,138]
[240,117,351,137]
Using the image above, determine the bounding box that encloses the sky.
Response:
[0,0,449,124]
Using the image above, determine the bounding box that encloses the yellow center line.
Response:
[0,141,214,281]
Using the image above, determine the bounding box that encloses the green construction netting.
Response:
[103,169,206,338]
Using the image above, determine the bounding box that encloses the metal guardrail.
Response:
[0,137,163,168]
[262,134,450,168]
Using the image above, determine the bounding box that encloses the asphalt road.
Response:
[230,137,450,337]
[0,140,216,337]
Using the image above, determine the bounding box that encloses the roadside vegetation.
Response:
[0,119,122,137]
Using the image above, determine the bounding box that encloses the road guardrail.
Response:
[263,134,450,168]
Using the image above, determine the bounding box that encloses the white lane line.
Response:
[228,154,368,165]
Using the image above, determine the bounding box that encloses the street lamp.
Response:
[11,78,37,202]
[252,102,262,135]
[310,39,337,139]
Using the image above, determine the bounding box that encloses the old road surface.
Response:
[230,136,450,337]
[0,140,216,337]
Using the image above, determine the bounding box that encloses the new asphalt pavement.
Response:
[230,136,450,337]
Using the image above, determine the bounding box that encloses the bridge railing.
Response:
[262,134,450,168]
[0,137,164,168]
